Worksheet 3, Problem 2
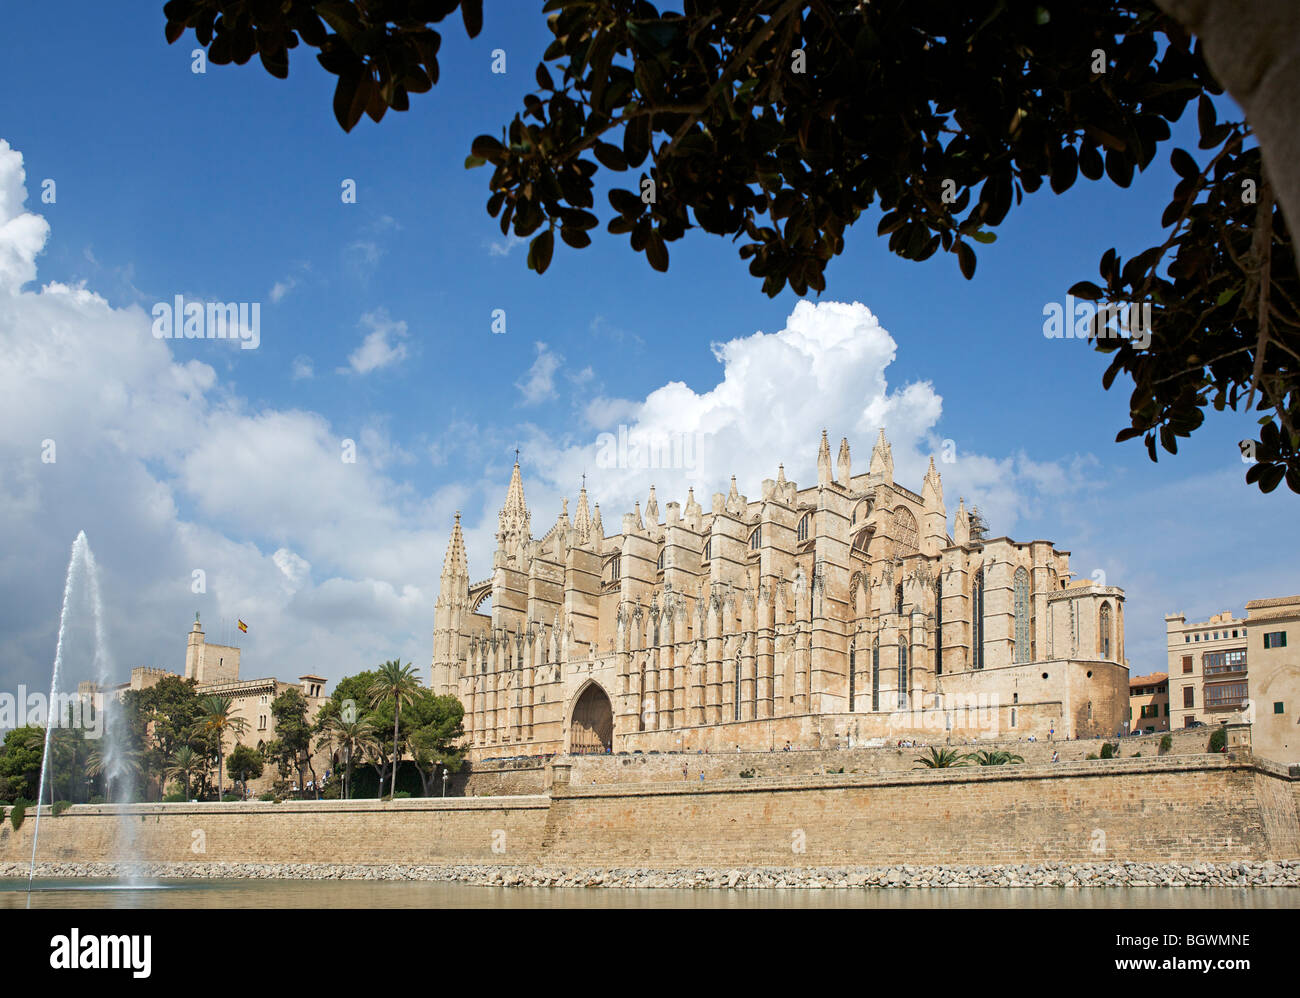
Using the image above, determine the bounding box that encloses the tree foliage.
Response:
[162,0,1299,492]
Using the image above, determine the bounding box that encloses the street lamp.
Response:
[441,765,449,798]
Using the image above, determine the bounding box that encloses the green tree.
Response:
[270,688,318,798]
[164,0,1300,493]
[913,747,970,769]
[316,711,376,800]
[0,726,46,802]
[404,693,466,797]
[965,749,1025,766]
[198,696,248,801]
[366,660,423,798]
[85,742,145,803]
[1208,726,1227,752]
[163,745,205,800]
[120,674,205,799]
[226,743,264,799]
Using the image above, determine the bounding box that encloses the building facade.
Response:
[431,432,1130,760]
[1164,609,1250,730]
[98,615,331,795]
[1243,596,1299,764]
[1128,673,1169,733]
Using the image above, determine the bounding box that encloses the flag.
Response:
[237,619,248,633]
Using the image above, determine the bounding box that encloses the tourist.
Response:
[1052,750,1059,763]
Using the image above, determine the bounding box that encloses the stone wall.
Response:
[546,757,1298,867]
[0,797,550,866]
[3,753,1296,870]
[563,725,1216,788]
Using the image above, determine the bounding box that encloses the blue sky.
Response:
[0,4,1294,697]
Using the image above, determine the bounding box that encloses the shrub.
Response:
[1099,742,1120,759]
[52,800,72,817]
[392,790,412,799]
[1086,753,1099,760]
[221,794,241,802]
[10,799,27,830]
[739,768,756,779]
[257,791,276,801]
[1208,727,1227,753]
[88,795,105,805]
[1159,734,1173,755]
[162,788,187,803]
[1132,752,1142,758]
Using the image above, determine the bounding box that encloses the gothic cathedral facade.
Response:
[431,432,1130,760]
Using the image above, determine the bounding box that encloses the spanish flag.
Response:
[237,619,248,633]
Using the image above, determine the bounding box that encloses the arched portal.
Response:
[568,682,613,754]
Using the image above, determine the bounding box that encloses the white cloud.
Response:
[291,354,314,380]
[516,341,563,405]
[0,139,49,293]
[487,234,528,257]
[0,141,447,694]
[341,309,409,374]
[270,277,296,302]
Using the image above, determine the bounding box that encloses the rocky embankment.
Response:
[4,860,1299,888]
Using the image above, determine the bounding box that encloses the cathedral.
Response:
[430,431,1130,760]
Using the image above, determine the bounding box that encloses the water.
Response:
[3,879,1298,908]
[26,533,85,904]
[27,532,136,905]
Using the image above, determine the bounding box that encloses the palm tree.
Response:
[199,696,248,801]
[85,743,144,802]
[914,747,970,768]
[964,749,1025,766]
[366,660,423,798]
[318,712,377,799]
[163,746,205,800]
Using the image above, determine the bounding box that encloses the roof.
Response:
[1130,672,1167,689]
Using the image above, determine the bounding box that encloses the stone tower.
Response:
[496,458,531,569]
[431,511,470,695]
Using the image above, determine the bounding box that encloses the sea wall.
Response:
[463,726,1219,797]
[3,754,1297,870]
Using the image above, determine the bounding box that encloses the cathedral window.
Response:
[1013,567,1031,664]
[871,639,880,712]
[702,538,712,562]
[848,646,856,711]
[897,641,907,709]
[934,578,943,676]
[890,506,919,557]
[895,582,904,616]
[749,526,761,550]
[1099,602,1112,659]
[797,514,810,542]
[972,567,985,670]
[657,549,665,571]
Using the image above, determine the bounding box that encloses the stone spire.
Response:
[922,456,944,506]
[441,510,469,583]
[645,485,659,525]
[921,458,947,555]
[496,458,532,567]
[817,429,832,487]
[592,503,603,541]
[634,500,645,532]
[684,487,702,531]
[432,511,471,695]
[574,483,592,545]
[953,497,969,547]
[869,427,894,482]
[837,437,851,487]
